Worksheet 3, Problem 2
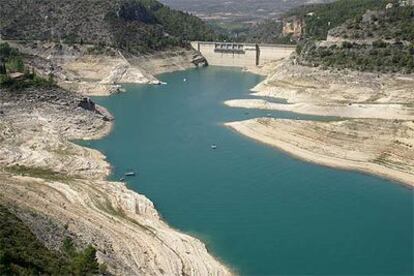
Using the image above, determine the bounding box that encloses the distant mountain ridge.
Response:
[0,0,216,53]
[158,0,334,40]
[159,0,333,23]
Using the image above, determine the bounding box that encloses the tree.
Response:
[70,246,100,275]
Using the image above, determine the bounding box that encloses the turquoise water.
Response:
[86,67,413,275]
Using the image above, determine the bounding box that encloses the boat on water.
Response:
[125,171,136,177]
[119,177,126,182]
[211,144,217,150]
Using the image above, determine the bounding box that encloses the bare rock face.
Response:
[282,16,304,39]
[1,175,232,275]
[78,97,96,111]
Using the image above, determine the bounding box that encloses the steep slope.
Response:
[287,0,391,40]
[276,0,414,73]
[0,0,216,53]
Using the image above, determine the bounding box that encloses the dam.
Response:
[191,41,296,67]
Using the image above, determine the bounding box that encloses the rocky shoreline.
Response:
[226,118,414,187]
[225,59,414,188]
[4,40,207,96]
[0,82,231,274]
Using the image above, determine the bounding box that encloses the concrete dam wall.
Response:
[191,41,295,67]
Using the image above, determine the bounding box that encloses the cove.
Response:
[85,67,413,275]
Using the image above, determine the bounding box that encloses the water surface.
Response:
[87,67,413,275]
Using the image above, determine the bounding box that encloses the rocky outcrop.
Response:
[282,16,304,40]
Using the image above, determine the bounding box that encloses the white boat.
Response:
[211,144,217,149]
[152,80,167,85]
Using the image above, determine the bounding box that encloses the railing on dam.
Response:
[214,43,245,54]
[191,41,296,67]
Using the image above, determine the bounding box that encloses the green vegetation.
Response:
[231,20,296,44]
[0,42,22,74]
[0,0,217,54]
[288,0,391,40]
[4,165,74,182]
[294,1,414,73]
[301,40,414,73]
[336,5,414,41]
[0,43,55,89]
[0,205,101,275]
[105,0,217,53]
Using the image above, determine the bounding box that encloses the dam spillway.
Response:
[191,41,296,67]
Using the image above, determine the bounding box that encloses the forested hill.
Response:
[0,0,216,53]
[287,0,391,40]
[296,1,414,73]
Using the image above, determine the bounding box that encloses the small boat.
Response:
[160,81,167,85]
[211,144,217,150]
[125,171,136,177]
[119,177,126,182]
[183,78,187,82]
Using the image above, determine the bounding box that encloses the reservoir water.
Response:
[86,67,413,275]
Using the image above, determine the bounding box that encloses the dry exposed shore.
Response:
[5,40,206,96]
[226,118,414,187]
[0,85,231,275]
[225,59,414,187]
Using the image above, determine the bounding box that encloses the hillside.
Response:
[294,1,414,73]
[159,0,333,39]
[287,0,391,40]
[160,0,333,23]
[0,0,214,96]
[0,0,216,54]
[0,205,102,275]
[329,4,414,41]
